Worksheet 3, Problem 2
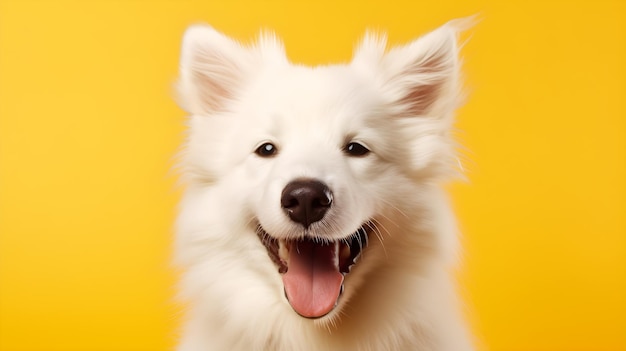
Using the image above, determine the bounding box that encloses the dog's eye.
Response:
[344,142,370,157]
[255,142,278,157]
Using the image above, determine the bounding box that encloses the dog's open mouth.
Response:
[257,224,370,319]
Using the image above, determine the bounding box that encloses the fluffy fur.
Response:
[174,19,474,351]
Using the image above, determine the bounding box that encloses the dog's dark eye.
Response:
[255,142,278,157]
[344,142,370,157]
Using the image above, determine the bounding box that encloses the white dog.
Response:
[174,18,474,351]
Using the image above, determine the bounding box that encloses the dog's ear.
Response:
[352,19,470,119]
[177,25,248,115]
[353,19,473,179]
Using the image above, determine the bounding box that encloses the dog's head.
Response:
[176,21,466,321]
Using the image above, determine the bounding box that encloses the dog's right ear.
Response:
[177,25,251,115]
[352,18,474,119]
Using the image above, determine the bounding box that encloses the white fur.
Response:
[174,19,474,351]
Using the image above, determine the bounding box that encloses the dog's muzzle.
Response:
[256,178,371,319]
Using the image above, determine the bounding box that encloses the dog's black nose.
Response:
[281,179,332,228]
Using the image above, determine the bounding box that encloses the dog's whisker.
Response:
[377,198,409,222]
[374,211,400,232]
[355,229,364,257]
[366,220,388,259]
[243,214,258,229]
[370,217,392,239]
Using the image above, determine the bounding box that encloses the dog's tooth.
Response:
[340,242,351,261]
[333,241,341,268]
[278,240,289,262]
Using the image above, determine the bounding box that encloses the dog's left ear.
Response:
[352,19,470,119]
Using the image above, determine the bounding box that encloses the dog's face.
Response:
[176,23,463,320]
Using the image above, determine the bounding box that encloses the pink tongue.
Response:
[282,241,344,318]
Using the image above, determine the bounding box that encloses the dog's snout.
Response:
[281,180,332,228]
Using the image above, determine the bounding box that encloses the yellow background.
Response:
[1,0,624,350]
